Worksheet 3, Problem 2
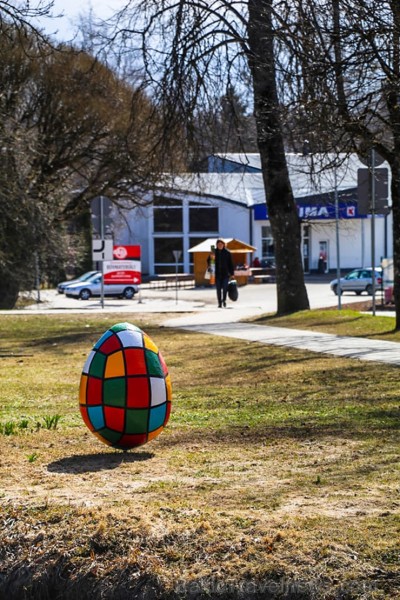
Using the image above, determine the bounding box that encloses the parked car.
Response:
[57,270,100,294]
[65,274,139,300]
[330,268,383,296]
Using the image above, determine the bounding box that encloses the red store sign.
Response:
[104,245,141,285]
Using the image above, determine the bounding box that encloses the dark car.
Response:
[330,268,383,296]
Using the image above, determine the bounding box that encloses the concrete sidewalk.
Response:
[163,314,400,367]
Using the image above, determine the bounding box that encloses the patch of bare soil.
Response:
[322,300,372,312]
[0,429,394,517]
[1,428,399,599]
[324,299,394,313]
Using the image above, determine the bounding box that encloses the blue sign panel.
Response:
[253,199,362,221]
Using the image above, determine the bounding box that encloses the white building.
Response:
[113,153,392,277]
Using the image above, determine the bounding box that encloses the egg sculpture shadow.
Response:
[79,322,172,450]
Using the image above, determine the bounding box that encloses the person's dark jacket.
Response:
[215,247,234,279]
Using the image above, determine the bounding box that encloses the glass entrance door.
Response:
[318,241,329,273]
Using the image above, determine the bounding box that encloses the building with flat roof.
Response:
[112,153,392,277]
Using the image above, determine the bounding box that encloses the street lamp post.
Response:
[370,148,376,316]
[334,167,341,310]
[100,196,105,309]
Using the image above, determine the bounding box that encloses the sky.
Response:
[35,0,127,41]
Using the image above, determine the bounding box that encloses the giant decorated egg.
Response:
[79,322,172,450]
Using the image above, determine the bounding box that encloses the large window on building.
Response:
[189,202,218,232]
[151,197,219,275]
[154,237,183,274]
[153,197,183,232]
[189,236,209,249]
[154,207,183,232]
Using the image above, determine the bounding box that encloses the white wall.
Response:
[218,202,252,243]
[309,216,391,271]
[112,196,252,276]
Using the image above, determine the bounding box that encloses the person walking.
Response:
[214,239,234,307]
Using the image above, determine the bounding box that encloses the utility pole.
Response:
[371,149,376,316]
[334,167,341,309]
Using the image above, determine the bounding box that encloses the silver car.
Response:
[330,268,383,296]
[65,274,139,300]
[57,270,100,293]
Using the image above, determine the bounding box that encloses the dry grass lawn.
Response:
[0,312,399,599]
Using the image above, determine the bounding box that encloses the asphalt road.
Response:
[10,279,385,318]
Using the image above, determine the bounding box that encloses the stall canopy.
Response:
[188,238,256,286]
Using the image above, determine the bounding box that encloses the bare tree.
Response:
[0,24,161,308]
[0,0,57,41]
[108,0,310,315]
[281,0,400,327]
[187,85,258,163]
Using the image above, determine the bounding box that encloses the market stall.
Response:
[188,238,256,286]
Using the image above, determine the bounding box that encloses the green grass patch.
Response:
[250,307,400,340]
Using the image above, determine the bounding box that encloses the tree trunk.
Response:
[0,272,20,309]
[389,7,400,328]
[247,0,309,314]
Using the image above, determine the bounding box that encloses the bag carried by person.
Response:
[204,269,211,280]
[228,279,238,301]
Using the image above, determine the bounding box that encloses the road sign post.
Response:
[173,250,182,305]
[91,197,113,308]
[357,151,390,317]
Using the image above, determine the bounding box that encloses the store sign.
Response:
[253,201,362,221]
[104,245,141,284]
[113,245,141,260]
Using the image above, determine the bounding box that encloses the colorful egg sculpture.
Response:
[79,322,172,450]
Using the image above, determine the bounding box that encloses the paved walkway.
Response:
[162,307,400,367]
[164,320,400,366]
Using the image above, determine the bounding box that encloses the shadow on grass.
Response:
[27,331,105,350]
[47,450,154,474]
[21,325,181,353]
